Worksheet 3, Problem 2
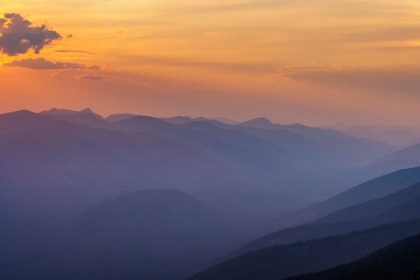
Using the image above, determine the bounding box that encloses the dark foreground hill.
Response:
[186,220,420,280]
[286,232,420,280]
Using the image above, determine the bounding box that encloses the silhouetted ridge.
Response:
[186,220,420,280]
[239,117,274,129]
[212,117,238,125]
[280,166,420,226]
[115,115,172,129]
[229,184,420,258]
[40,107,104,119]
[316,182,420,224]
[105,113,139,122]
[163,116,193,124]
[81,108,93,113]
[0,110,53,134]
[1,109,39,119]
[322,123,420,148]
[370,142,420,171]
[163,116,238,125]
[286,232,420,280]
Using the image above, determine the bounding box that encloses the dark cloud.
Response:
[77,74,105,81]
[0,13,62,56]
[67,34,73,39]
[4,58,100,70]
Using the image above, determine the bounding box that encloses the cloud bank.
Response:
[0,13,61,56]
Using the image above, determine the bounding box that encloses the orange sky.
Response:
[0,0,419,125]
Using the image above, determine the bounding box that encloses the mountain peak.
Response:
[239,117,275,129]
[40,108,103,120]
[212,117,238,125]
[81,108,93,113]
[162,116,193,124]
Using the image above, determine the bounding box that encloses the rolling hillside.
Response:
[279,166,420,227]
[316,182,420,224]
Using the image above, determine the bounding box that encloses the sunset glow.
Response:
[1,0,419,125]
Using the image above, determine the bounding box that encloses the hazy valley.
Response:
[1,108,420,279]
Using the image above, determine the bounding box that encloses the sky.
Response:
[0,0,419,125]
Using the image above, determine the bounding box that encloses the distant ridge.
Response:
[162,116,193,124]
[239,117,275,129]
[322,123,420,148]
[106,113,139,122]
[316,182,420,224]
[163,116,238,125]
[278,166,420,227]
[368,142,420,172]
[40,107,104,119]
[226,182,420,259]
[212,117,238,125]
[0,110,53,134]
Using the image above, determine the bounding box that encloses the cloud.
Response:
[77,74,105,81]
[4,58,100,70]
[53,49,97,55]
[0,13,61,56]
[283,64,420,95]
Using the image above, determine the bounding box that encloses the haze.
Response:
[2,2,420,280]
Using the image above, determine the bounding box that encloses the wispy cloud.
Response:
[4,58,100,70]
[53,49,97,55]
[77,74,105,81]
[283,64,420,95]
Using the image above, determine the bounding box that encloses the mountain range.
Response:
[2,108,420,280]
